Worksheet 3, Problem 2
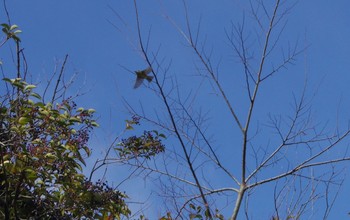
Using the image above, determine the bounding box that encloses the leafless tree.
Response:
[110,0,350,219]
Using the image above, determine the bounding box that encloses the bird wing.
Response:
[134,67,152,89]
[134,77,144,89]
[144,66,152,74]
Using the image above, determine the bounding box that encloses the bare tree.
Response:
[110,0,350,219]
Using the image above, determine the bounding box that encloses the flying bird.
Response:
[134,67,153,89]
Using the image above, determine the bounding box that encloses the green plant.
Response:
[0,78,130,219]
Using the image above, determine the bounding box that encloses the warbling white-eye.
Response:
[134,67,153,89]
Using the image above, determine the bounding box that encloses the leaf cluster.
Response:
[116,130,165,160]
[0,78,129,219]
[1,23,21,42]
[159,204,224,220]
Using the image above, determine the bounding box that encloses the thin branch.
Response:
[166,2,244,133]
[248,155,350,189]
[133,0,212,217]
[231,1,282,219]
[51,54,68,103]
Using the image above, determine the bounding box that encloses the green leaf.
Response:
[18,116,30,125]
[82,146,91,157]
[34,102,45,107]
[35,179,44,185]
[126,123,133,130]
[12,35,21,42]
[27,99,34,105]
[14,30,22,34]
[25,168,37,180]
[64,143,74,151]
[87,108,96,113]
[75,162,83,171]
[2,27,8,34]
[0,107,7,114]
[189,203,196,210]
[91,121,99,127]
[10,24,19,30]
[24,84,36,91]
[44,153,57,160]
[1,23,10,29]
[204,209,210,217]
[189,214,203,220]
[69,116,82,123]
[31,92,42,99]
[159,133,166,138]
[2,77,12,83]
[39,109,49,116]
[32,138,42,144]
[75,151,86,166]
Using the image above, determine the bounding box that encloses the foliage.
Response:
[0,77,130,219]
[1,23,21,42]
[116,130,165,160]
[158,204,224,220]
[0,21,167,219]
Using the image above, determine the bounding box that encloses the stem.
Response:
[133,1,212,218]
[230,183,246,220]
[234,1,281,219]
[51,54,68,103]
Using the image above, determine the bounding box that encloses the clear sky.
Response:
[1,0,350,219]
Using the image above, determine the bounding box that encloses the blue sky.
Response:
[1,0,350,219]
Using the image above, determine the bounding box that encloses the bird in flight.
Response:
[134,67,153,89]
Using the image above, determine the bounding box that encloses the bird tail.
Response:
[146,76,154,82]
